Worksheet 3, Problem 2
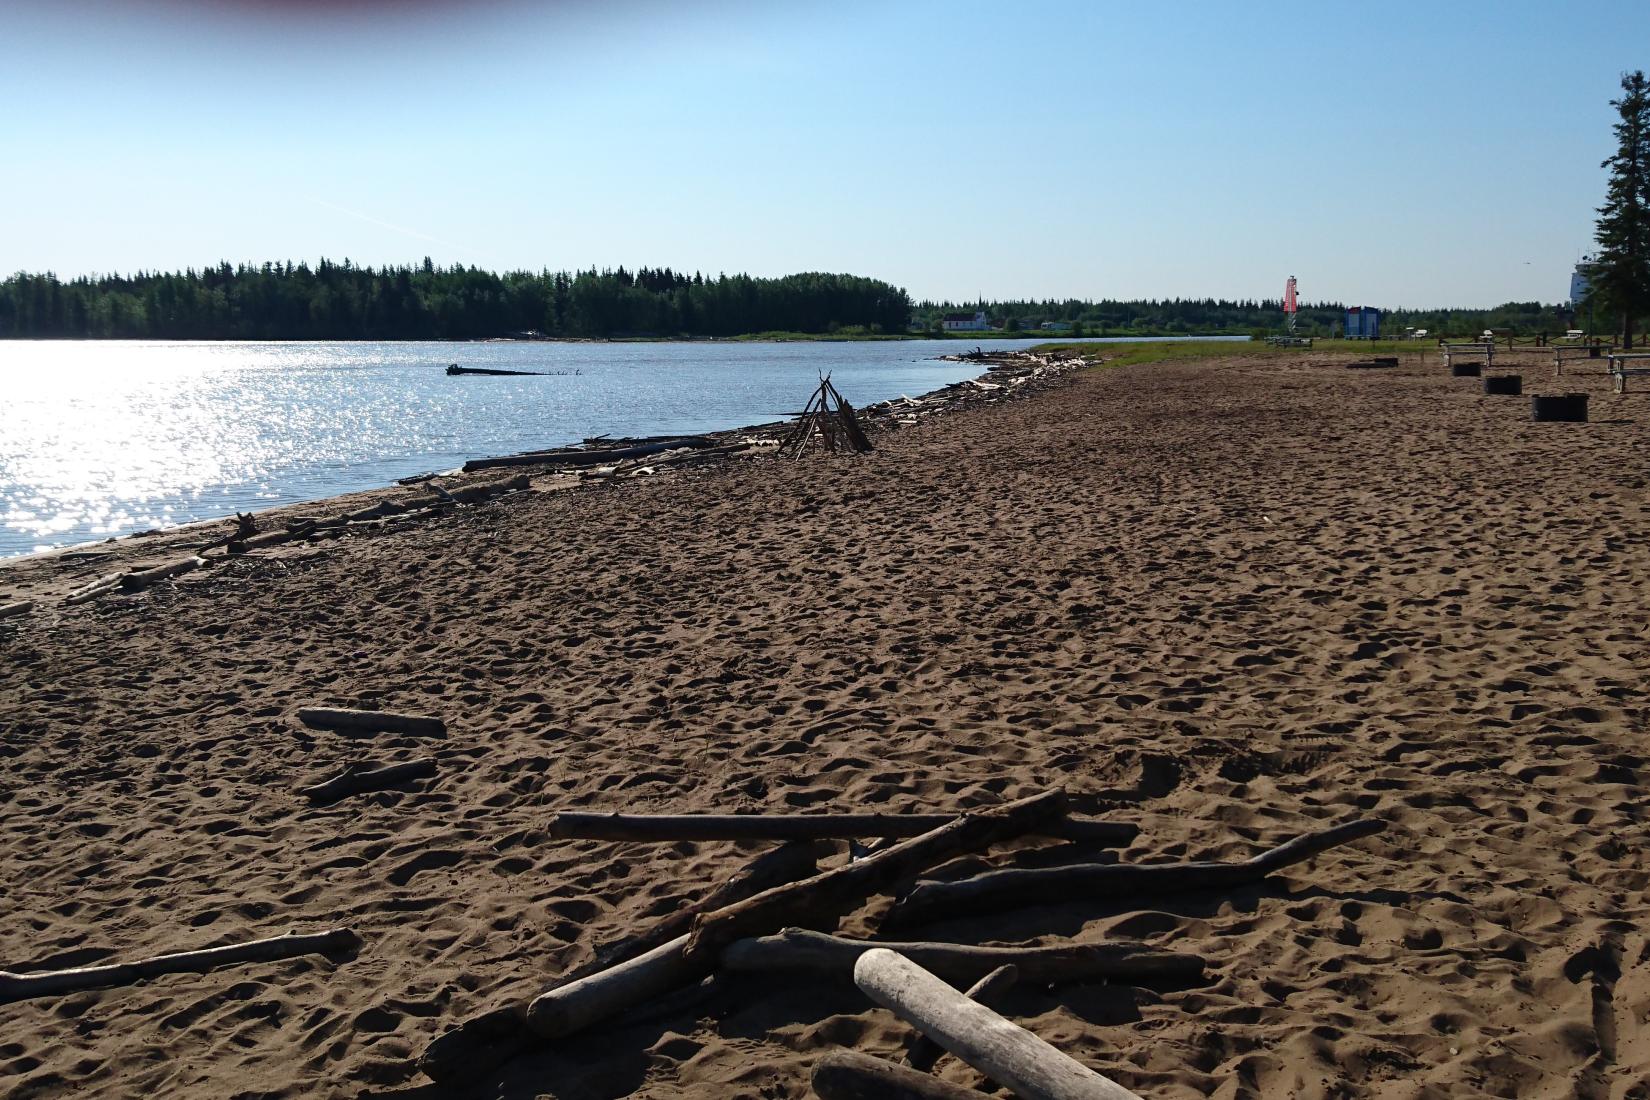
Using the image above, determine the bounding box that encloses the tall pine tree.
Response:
[1593,70,1650,349]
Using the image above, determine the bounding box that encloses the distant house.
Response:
[1039,320,1074,332]
[941,310,992,332]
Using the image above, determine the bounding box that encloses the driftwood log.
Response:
[549,810,1134,848]
[419,839,828,1082]
[440,474,531,503]
[525,933,698,1039]
[908,964,1018,1073]
[0,928,361,1005]
[296,707,447,737]
[683,790,1068,964]
[890,818,1386,927]
[119,556,206,592]
[0,600,32,619]
[719,929,1204,986]
[813,1050,989,1100]
[855,949,1142,1100]
[463,439,713,473]
[227,476,529,554]
[300,759,438,804]
[64,571,127,605]
[523,792,1066,1041]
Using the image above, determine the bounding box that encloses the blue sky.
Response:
[3,0,1646,307]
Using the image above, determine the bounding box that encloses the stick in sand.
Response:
[300,759,438,804]
[0,600,32,619]
[0,928,361,1005]
[813,1050,990,1100]
[889,817,1385,927]
[854,948,1142,1100]
[297,707,447,737]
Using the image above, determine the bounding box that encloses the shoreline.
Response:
[3,344,1646,1097]
[0,350,1083,609]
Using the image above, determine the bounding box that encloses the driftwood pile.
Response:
[861,350,1084,431]
[782,374,874,457]
[417,790,1386,1096]
[54,474,531,609]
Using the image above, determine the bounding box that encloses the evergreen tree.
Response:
[1593,70,1650,349]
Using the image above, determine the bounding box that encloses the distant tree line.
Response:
[913,297,1575,339]
[0,261,914,340]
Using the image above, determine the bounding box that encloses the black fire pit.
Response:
[1531,393,1588,422]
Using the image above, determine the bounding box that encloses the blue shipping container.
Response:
[1345,307,1381,339]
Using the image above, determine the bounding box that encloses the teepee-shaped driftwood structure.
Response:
[782,373,873,458]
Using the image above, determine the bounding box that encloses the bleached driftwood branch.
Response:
[855,948,1142,1100]
[300,759,438,804]
[889,818,1386,926]
[0,928,361,1005]
[907,963,1018,1072]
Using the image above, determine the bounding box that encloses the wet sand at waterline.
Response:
[2,349,1648,1099]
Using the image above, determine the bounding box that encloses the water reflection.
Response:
[1,339,998,557]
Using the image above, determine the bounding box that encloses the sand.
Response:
[2,348,1648,1099]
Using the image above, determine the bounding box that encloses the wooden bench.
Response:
[1608,352,1650,393]
[1442,342,1494,368]
[1554,344,1617,376]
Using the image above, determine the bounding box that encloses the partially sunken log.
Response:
[719,929,1203,986]
[420,840,826,1082]
[683,790,1068,964]
[549,809,1133,847]
[907,964,1018,1072]
[813,1050,990,1100]
[854,949,1142,1100]
[891,818,1386,927]
[296,707,447,737]
[0,928,361,1005]
[300,759,438,804]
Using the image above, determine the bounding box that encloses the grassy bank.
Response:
[1034,338,1439,368]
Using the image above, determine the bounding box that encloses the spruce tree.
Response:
[1593,71,1650,349]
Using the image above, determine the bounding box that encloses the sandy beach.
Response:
[3,348,1648,1099]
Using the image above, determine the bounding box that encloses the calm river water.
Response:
[0,337,1235,559]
